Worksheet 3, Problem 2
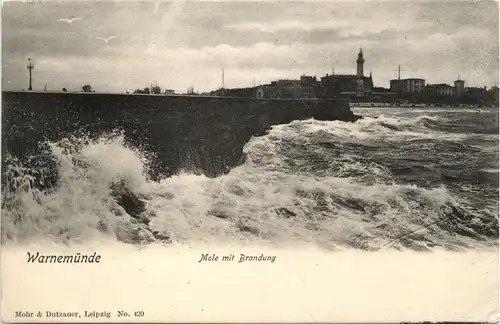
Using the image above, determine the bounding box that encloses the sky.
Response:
[2,0,499,93]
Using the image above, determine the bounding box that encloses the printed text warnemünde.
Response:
[26,252,101,263]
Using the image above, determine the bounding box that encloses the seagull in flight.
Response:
[96,36,117,44]
[57,17,82,24]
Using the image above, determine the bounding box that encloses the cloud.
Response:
[225,20,347,33]
[2,1,498,92]
[223,7,431,38]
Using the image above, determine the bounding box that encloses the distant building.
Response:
[254,75,320,99]
[357,48,364,77]
[486,86,499,106]
[299,75,319,98]
[256,84,278,99]
[426,83,456,97]
[320,48,373,98]
[320,74,374,98]
[454,77,465,99]
[463,86,487,104]
[164,89,175,95]
[389,79,406,93]
[371,87,398,101]
[300,75,317,85]
[274,79,301,99]
[390,78,426,93]
[465,86,486,92]
[216,49,378,100]
[212,87,255,98]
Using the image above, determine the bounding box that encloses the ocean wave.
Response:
[404,109,496,114]
[288,114,498,143]
[353,107,498,114]
[2,129,497,251]
[480,168,499,173]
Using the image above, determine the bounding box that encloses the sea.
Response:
[2,106,499,251]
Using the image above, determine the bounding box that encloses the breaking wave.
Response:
[2,109,498,251]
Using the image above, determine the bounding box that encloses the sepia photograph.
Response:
[1,0,499,322]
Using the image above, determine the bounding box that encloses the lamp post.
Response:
[27,58,34,91]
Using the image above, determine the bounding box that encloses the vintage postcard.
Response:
[1,0,499,322]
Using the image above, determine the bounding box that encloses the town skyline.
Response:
[2,1,499,93]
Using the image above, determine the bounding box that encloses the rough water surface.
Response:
[2,106,498,251]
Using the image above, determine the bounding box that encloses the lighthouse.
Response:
[356,48,364,77]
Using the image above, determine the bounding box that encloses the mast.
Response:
[253,77,256,99]
[27,58,34,91]
[395,65,406,80]
[222,66,225,89]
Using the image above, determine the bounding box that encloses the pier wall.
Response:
[2,91,353,180]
